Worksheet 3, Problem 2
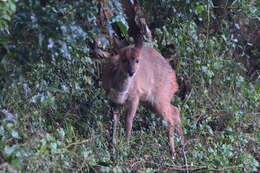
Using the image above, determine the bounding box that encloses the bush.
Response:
[0,0,259,172]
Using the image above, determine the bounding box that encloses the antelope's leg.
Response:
[125,97,140,144]
[172,106,184,147]
[111,104,120,145]
[167,121,176,158]
[156,102,183,159]
[169,106,184,159]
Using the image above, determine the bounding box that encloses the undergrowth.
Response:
[0,0,259,172]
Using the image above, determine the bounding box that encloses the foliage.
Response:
[0,0,18,86]
[0,0,17,32]
[0,0,259,172]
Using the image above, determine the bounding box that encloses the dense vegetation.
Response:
[0,0,259,172]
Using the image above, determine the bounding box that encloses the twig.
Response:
[183,88,193,105]
[130,159,247,172]
[206,0,210,46]
[130,160,208,172]
[166,165,208,172]
[130,160,144,169]
[181,145,189,173]
[184,138,201,145]
[65,139,91,149]
[194,114,204,127]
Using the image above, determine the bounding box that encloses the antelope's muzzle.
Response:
[128,69,135,76]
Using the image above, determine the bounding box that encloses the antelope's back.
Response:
[137,46,178,97]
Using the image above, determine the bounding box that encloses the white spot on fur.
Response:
[109,77,133,104]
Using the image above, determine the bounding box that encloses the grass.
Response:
[0,81,259,172]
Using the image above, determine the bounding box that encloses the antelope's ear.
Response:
[101,51,111,58]
[134,36,144,49]
[133,37,144,57]
[113,38,128,53]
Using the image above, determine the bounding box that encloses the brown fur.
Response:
[102,39,183,158]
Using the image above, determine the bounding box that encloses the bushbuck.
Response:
[102,38,183,158]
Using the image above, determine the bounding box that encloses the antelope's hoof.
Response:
[112,139,117,145]
[171,152,176,160]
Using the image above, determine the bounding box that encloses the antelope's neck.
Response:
[113,71,132,92]
[109,71,132,104]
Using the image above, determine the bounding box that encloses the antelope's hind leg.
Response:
[171,106,184,146]
[156,103,183,159]
[169,105,184,158]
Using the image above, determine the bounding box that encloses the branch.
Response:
[120,0,152,41]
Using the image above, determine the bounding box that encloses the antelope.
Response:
[102,38,183,158]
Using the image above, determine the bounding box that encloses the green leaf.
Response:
[196,5,204,15]
[11,159,21,169]
[9,1,16,12]
[11,130,19,138]
[1,14,11,21]
[57,128,65,138]
[115,21,128,36]
[4,145,15,156]
[39,145,47,153]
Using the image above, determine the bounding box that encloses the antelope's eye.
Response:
[135,59,139,63]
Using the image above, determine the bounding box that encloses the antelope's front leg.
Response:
[111,104,120,145]
[125,97,139,144]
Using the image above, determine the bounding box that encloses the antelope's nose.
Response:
[128,70,135,76]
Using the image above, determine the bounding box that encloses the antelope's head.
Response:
[114,38,144,77]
